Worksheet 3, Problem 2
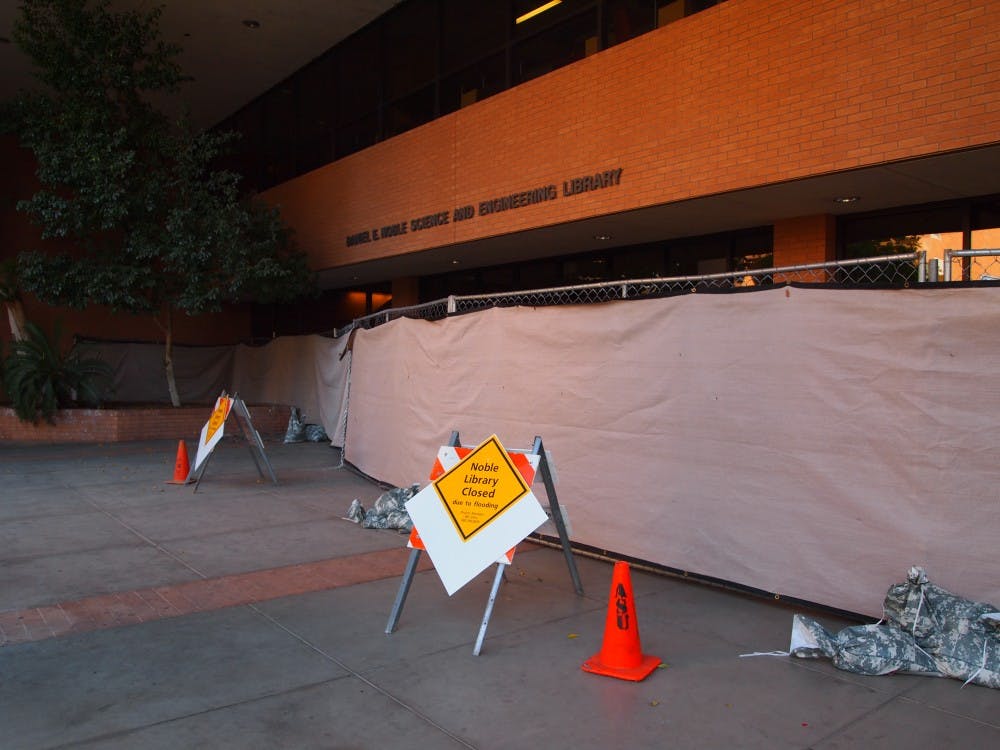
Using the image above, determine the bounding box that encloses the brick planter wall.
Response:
[0,404,293,443]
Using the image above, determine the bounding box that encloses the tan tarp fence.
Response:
[86,340,234,405]
[89,335,350,445]
[342,287,1000,617]
[232,335,350,446]
[89,287,998,616]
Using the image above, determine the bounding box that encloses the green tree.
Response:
[2,0,314,405]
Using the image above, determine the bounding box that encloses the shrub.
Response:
[2,322,113,423]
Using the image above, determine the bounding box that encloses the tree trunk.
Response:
[5,300,27,342]
[163,307,181,407]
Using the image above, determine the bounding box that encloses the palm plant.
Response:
[2,321,113,423]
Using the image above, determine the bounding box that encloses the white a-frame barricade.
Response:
[386,431,583,655]
[189,392,278,492]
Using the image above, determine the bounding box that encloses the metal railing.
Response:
[334,250,941,337]
[941,249,1000,282]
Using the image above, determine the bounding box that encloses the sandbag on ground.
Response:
[790,567,1000,689]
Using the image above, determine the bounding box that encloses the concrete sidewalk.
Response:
[1,438,997,749]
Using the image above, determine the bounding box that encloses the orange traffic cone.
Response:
[582,561,661,681]
[166,440,193,485]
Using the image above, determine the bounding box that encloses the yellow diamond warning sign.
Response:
[205,396,232,444]
[432,435,530,541]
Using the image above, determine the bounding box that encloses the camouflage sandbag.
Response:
[284,407,306,443]
[284,407,330,443]
[349,484,420,532]
[790,567,1000,689]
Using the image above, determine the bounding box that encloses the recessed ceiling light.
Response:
[451,260,460,265]
[834,196,860,204]
[242,19,260,29]
[593,233,612,241]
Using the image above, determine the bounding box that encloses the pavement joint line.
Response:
[897,695,1000,729]
[247,603,479,750]
[0,547,430,648]
[81,493,210,580]
[35,677,355,750]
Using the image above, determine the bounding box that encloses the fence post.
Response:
[447,295,457,314]
[917,250,927,283]
[943,250,953,282]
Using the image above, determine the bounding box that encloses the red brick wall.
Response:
[265,0,1000,271]
[773,214,837,281]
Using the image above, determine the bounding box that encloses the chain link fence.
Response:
[941,249,1000,282]
[334,249,995,337]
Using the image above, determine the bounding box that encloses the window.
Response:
[385,84,437,138]
[335,113,379,159]
[441,53,507,114]
[337,25,380,123]
[512,0,590,33]
[838,199,1000,282]
[612,243,665,278]
[606,0,656,46]
[442,0,508,72]
[217,0,732,186]
[383,0,438,101]
[512,8,599,85]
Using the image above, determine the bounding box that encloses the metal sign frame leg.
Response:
[532,436,584,596]
[191,448,214,494]
[385,547,423,634]
[473,562,508,655]
[385,431,462,635]
[232,396,278,484]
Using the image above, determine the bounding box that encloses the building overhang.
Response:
[316,142,1000,290]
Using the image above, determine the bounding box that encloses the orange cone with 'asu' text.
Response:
[166,440,193,484]
[582,561,661,681]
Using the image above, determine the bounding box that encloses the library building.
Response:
[214,0,1000,335]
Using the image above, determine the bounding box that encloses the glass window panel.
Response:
[297,55,335,140]
[841,205,964,260]
[665,235,728,276]
[442,0,508,71]
[295,133,333,175]
[687,0,725,13]
[971,197,1000,279]
[440,53,506,115]
[480,265,518,293]
[262,144,296,189]
[512,8,599,85]
[335,113,379,159]
[517,259,562,289]
[512,0,590,36]
[657,0,684,26]
[972,196,1000,232]
[383,0,438,100]
[563,251,611,283]
[337,25,380,121]
[612,244,665,278]
[385,84,436,138]
[606,0,656,46]
[262,85,297,149]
